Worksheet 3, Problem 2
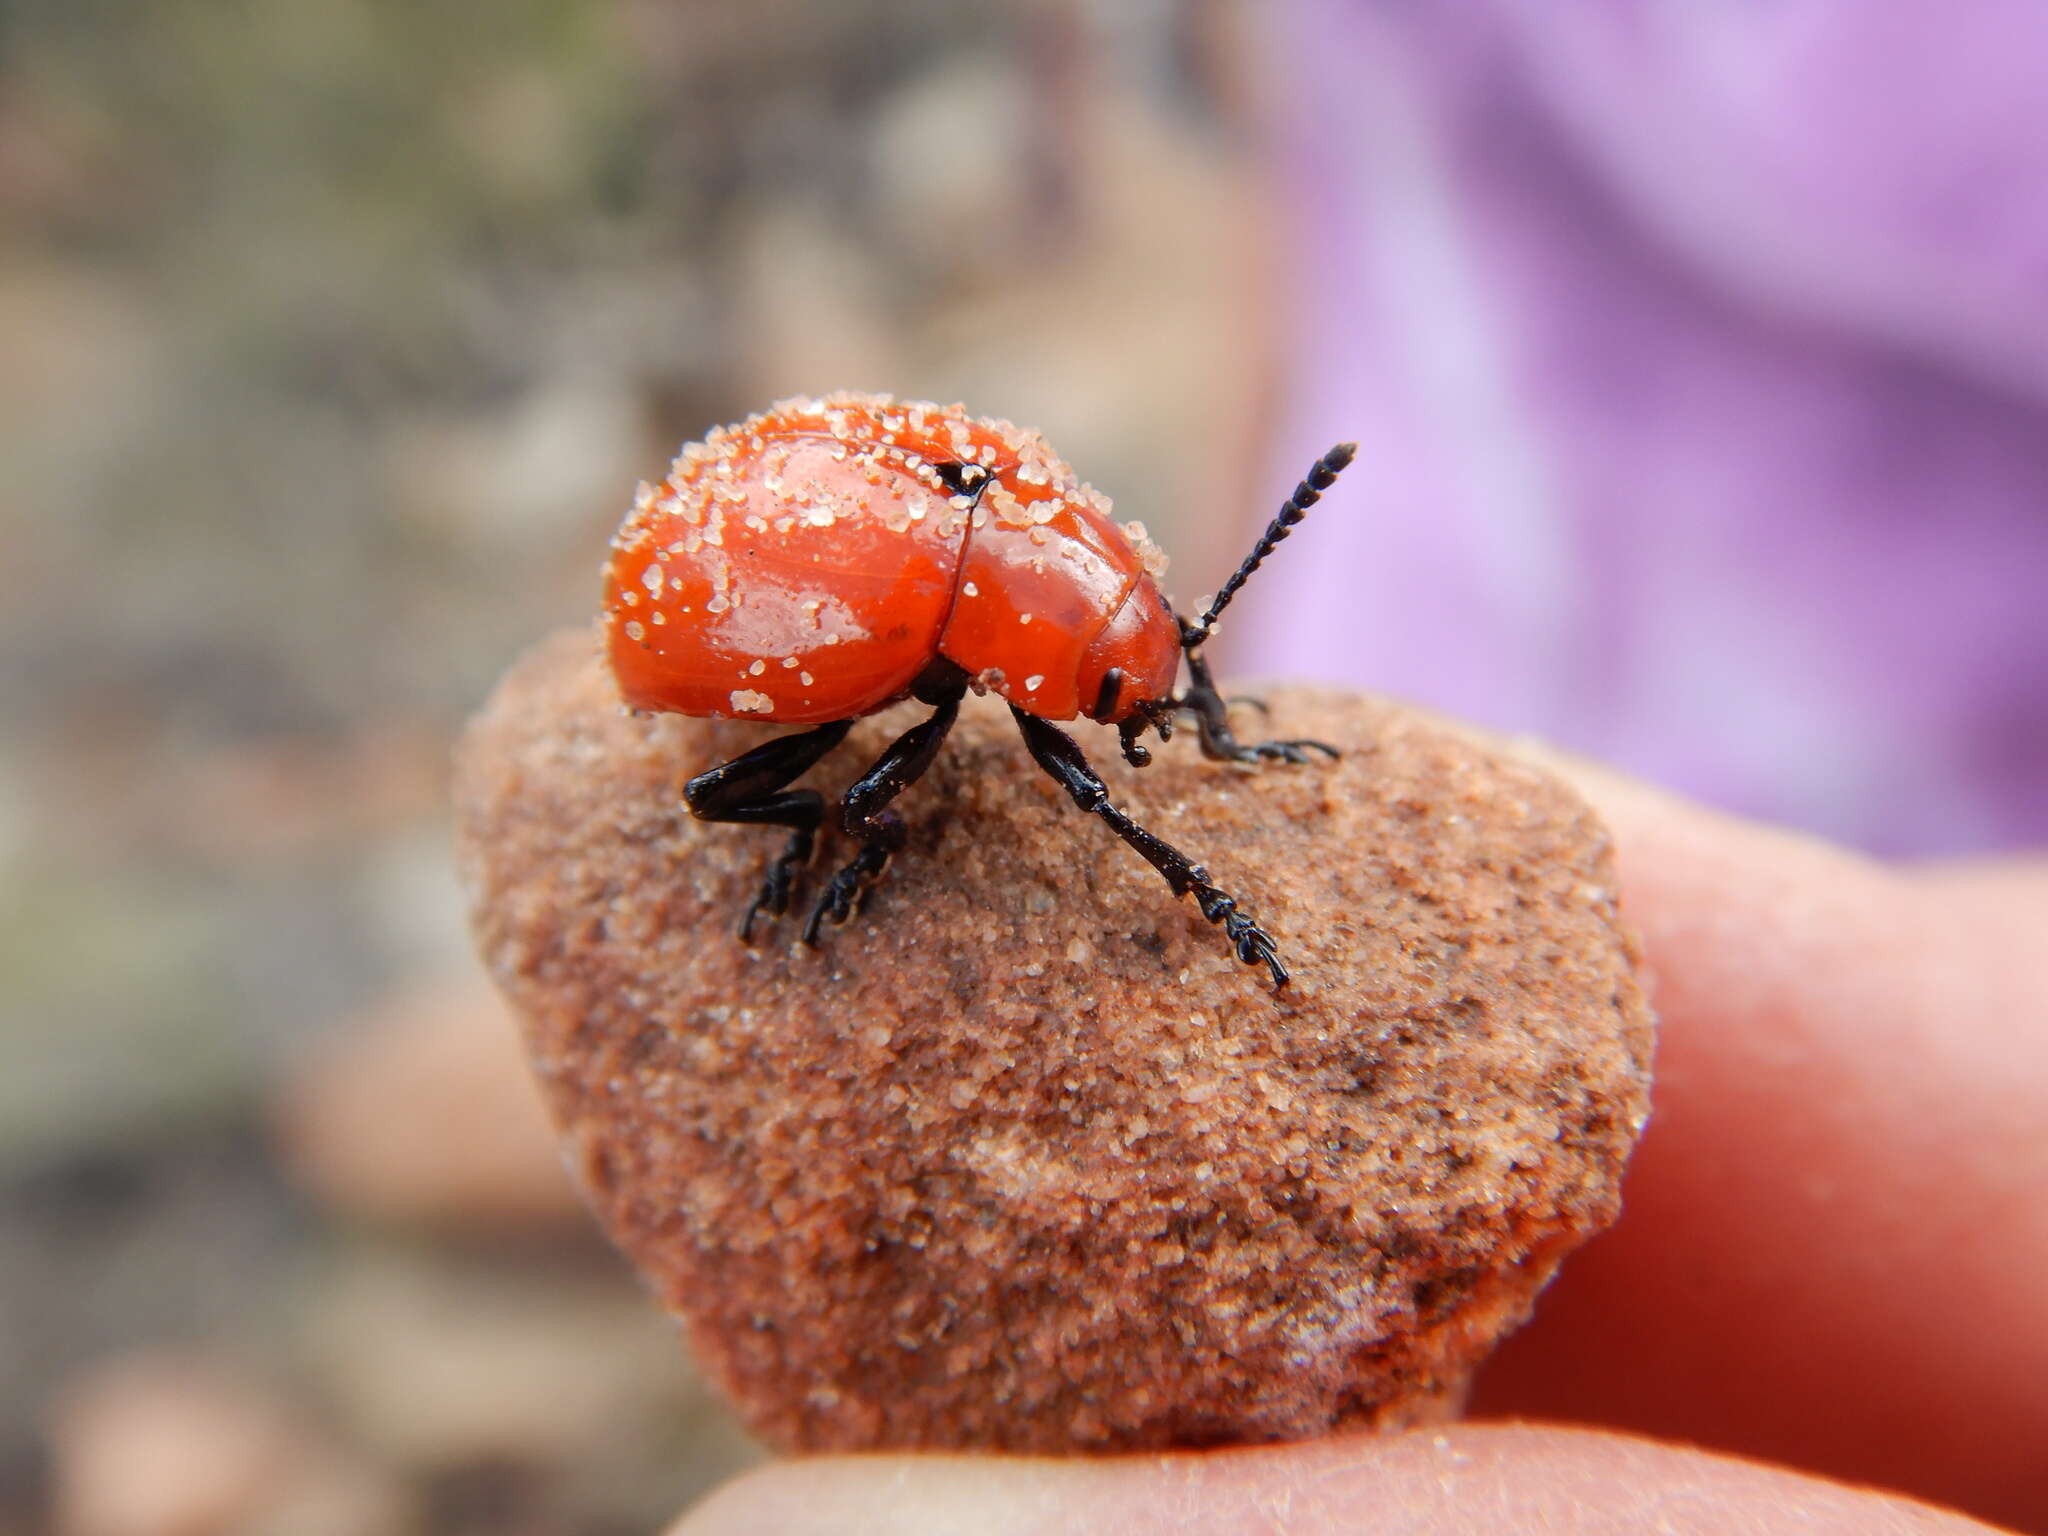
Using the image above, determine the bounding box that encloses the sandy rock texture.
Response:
[455,628,1653,1454]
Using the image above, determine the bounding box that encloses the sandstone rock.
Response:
[455,629,1652,1453]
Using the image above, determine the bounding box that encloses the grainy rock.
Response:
[455,628,1653,1454]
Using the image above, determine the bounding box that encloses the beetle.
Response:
[602,393,1354,985]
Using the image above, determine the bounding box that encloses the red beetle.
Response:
[603,393,1353,985]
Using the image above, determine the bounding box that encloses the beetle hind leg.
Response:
[683,720,853,940]
[803,690,963,944]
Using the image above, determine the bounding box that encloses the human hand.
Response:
[672,752,2048,1534]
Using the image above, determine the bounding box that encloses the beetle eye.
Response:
[1092,667,1123,721]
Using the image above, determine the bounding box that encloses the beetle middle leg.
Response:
[803,689,964,944]
[684,719,852,940]
[1012,706,1292,986]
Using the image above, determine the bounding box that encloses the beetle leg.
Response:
[1011,706,1292,987]
[1175,640,1338,766]
[803,690,964,944]
[684,720,854,940]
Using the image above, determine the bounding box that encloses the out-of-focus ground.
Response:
[0,3,1283,1530]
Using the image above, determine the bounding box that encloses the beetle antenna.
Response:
[1182,442,1356,649]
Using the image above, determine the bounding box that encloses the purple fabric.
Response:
[1236,1,2048,855]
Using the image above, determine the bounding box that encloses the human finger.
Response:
[671,1423,2008,1536]
[1471,754,2048,1530]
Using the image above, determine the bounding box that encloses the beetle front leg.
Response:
[1011,706,1292,986]
[1175,634,1337,766]
[683,720,853,940]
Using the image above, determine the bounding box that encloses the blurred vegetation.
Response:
[1,1,1275,1530]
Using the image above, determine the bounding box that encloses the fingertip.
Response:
[1478,739,2048,1529]
[667,1427,2004,1536]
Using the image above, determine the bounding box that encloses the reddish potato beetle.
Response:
[602,393,1353,985]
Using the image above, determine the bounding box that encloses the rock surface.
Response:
[455,628,1653,1454]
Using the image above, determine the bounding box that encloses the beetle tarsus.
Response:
[1192,883,1290,987]
[683,719,854,940]
[741,856,803,943]
[801,839,896,943]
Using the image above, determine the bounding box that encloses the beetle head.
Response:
[1076,581,1180,733]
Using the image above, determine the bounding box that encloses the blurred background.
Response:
[3,1,2043,1532]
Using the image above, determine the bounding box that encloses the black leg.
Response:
[803,691,963,944]
[1174,638,1338,766]
[684,720,853,940]
[1011,706,1293,986]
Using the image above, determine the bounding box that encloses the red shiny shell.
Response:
[602,394,1179,724]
